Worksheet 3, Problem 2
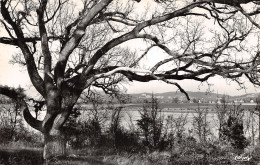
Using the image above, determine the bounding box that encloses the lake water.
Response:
[1,103,258,141]
[77,103,259,141]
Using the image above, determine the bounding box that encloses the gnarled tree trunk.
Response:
[42,111,70,163]
[42,87,80,161]
[43,128,66,160]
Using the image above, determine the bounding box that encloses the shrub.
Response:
[137,95,165,151]
[163,114,188,150]
[65,107,103,149]
[221,116,249,150]
[0,101,42,147]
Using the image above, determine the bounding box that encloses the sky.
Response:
[125,77,260,95]
[0,42,259,97]
[0,0,259,97]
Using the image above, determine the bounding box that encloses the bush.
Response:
[0,102,42,147]
[137,95,166,151]
[65,107,103,149]
[221,116,249,150]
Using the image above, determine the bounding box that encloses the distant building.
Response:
[209,100,215,104]
[139,94,152,99]
[216,97,222,104]
[155,96,164,99]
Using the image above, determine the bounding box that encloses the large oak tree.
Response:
[0,0,260,160]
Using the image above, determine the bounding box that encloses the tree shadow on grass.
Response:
[0,148,43,165]
[0,148,114,165]
[50,156,115,165]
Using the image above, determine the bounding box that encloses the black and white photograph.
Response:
[0,0,260,164]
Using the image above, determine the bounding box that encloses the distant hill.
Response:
[232,93,259,99]
[130,91,224,99]
[129,91,259,103]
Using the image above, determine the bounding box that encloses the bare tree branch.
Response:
[37,0,54,84]
[54,0,113,89]
[1,0,46,97]
[0,86,43,132]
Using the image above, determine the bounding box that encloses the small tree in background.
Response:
[109,105,123,148]
[0,100,23,142]
[193,105,211,143]
[107,92,141,152]
[65,90,107,149]
[215,95,229,141]
[215,95,248,150]
[81,90,108,147]
[164,113,188,149]
[64,107,83,149]
[244,109,257,146]
[172,97,179,104]
[0,87,42,146]
[220,103,248,150]
[137,94,165,150]
[255,95,260,145]
[221,116,248,150]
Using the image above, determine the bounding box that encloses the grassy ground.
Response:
[0,146,259,165]
[0,147,117,165]
[0,147,43,165]
[0,147,169,165]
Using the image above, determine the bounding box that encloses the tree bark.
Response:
[258,113,260,145]
[43,128,66,161]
